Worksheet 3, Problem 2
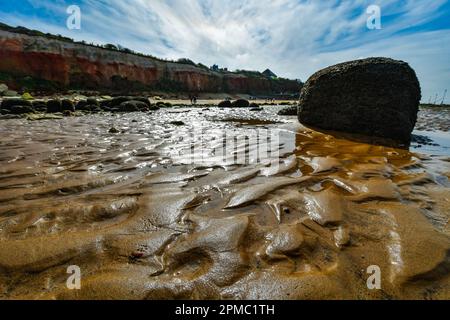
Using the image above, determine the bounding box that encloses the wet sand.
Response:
[0,105,449,300]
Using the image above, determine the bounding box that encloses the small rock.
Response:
[170,121,185,126]
[21,92,33,100]
[278,105,298,116]
[109,127,119,134]
[0,83,8,94]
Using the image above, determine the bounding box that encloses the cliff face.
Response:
[0,28,300,95]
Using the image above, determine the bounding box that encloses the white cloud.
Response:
[1,0,449,101]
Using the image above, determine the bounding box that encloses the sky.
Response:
[0,0,449,103]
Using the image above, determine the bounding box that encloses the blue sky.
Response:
[0,0,449,102]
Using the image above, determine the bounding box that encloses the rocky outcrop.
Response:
[0,25,300,95]
[298,57,421,146]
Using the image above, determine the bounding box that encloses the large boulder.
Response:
[298,57,421,146]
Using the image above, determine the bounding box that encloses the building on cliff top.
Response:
[262,69,277,78]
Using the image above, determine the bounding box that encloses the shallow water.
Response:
[0,106,449,299]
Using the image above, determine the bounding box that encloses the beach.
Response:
[0,103,448,299]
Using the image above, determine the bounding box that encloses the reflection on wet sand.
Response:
[0,106,449,299]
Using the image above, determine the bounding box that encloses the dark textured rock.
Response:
[61,99,75,112]
[31,100,46,107]
[91,106,103,113]
[86,98,99,106]
[110,96,133,107]
[249,103,263,111]
[156,102,172,108]
[148,105,160,111]
[10,105,35,114]
[218,100,232,108]
[0,83,8,94]
[278,105,298,116]
[33,104,47,112]
[232,99,250,108]
[76,100,90,111]
[1,98,32,110]
[99,99,111,109]
[47,99,62,113]
[170,121,185,126]
[76,101,100,112]
[298,57,421,145]
[119,100,148,112]
[133,97,151,106]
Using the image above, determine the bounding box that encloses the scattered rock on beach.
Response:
[0,84,8,95]
[75,100,90,111]
[298,57,421,146]
[10,105,35,114]
[110,96,133,107]
[249,103,262,111]
[32,102,47,112]
[169,121,185,126]
[86,98,99,106]
[232,99,250,108]
[278,106,298,116]
[218,100,232,108]
[119,100,148,112]
[278,105,298,116]
[61,99,75,112]
[47,99,62,113]
[1,98,32,110]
